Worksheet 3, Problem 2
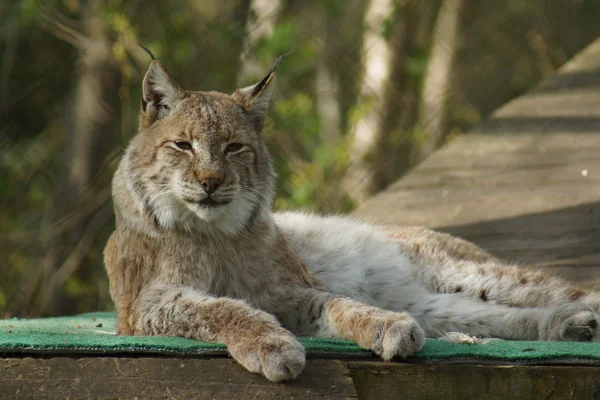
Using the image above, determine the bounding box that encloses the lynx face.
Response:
[119,60,278,235]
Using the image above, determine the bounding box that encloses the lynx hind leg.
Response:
[542,303,600,342]
[381,226,600,311]
[406,292,600,343]
[414,256,600,312]
[380,225,499,265]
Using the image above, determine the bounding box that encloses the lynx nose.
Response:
[200,177,222,195]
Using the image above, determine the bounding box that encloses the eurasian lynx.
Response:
[104,57,600,382]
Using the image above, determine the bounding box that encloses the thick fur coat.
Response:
[104,59,600,382]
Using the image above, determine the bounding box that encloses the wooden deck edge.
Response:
[2,356,600,399]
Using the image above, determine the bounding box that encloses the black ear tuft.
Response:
[247,52,290,104]
[139,43,156,60]
[232,52,292,131]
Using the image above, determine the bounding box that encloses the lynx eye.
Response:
[174,141,192,151]
[225,143,244,153]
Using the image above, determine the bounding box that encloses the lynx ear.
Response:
[232,55,286,131]
[141,60,185,125]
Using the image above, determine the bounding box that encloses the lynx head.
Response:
[116,58,282,236]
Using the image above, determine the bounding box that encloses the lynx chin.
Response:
[104,56,600,382]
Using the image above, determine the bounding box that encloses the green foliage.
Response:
[19,1,40,21]
[405,51,429,84]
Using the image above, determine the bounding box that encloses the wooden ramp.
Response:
[355,38,600,289]
[3,39,600,400]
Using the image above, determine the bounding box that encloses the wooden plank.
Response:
[0,358,358,399]
[4,357,600,399]
[349,362,600,400]
[354,38,600,287]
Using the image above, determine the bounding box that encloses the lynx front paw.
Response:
[369,314,425,360]
[543,304,600,342]
[228,328,306,382]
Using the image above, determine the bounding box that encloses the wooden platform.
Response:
[3,39,600,400]
[3,357,600,399]
[355,38,600,289]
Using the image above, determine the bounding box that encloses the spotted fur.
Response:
[104,59,600,382]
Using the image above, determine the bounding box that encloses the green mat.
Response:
[2,312,600,365]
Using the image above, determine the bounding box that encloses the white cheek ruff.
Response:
[189,203,228,222]
[168,188,260,235]
[153,194,193,228]
[209,191,259,235]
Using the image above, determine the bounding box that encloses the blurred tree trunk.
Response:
[335,0,368,137]
[0,17,19,107]
[184,0,251,91]
[315,0,368,145]
[414,0,438,49]
[279,0,320,100]
[238,0,281,83]
[34,0,119,316]
[414,0,467,164]
[371,1,436,190]
[215,0,252,91]
[343,0,428,205]
[342,0,397,205]
[316,7,342,144]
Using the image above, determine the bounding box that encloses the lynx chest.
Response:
[155,234,287,308]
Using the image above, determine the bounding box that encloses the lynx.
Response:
[104,56,600,382]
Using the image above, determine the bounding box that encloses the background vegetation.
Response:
[1,0,599,317]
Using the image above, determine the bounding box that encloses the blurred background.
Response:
[1,0,599,317]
